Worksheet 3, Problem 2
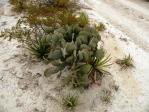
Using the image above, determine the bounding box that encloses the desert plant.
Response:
[53,0,71,8]
[101,95,110,103]
[78,12,89,27]
[63,71,90,93]
[101,89,111,103]
[0,19,31,42]
[116,54,134,69]
[44,25,111,92]
[44,25,101,77]
[62,94,80,110]
[9,0,28,12]
[88,53,112,83]
[94,23,106,31]
[8,0,78,27]
[58,10,78,26]
[27,37,51,59]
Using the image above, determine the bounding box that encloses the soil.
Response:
[0,0,149,112]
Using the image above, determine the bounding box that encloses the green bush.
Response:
[44,25,111,93]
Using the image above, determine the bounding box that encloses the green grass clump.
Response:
[94,23,106,31]
[27,37,51,59]
[101,90,111,104]
[88,54,111,83]
[116,54,134,69]
[62,94,80,110]
[78,12,89,27]
[57,10,78,26]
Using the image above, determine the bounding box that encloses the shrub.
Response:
[9,0,28,12]
[44,25,111,93]
[0,19,31,42]
[58,10,78,26]
[8,0,78,27]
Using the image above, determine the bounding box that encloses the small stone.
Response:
[33,108,39,112]
[119,37,127,42]
[0,95,4,99]
[16,73,24,79]
[138,15,144,19]
[18,83,28,90]
[16,99,23,107]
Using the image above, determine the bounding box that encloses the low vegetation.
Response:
[0,0,125,111]
[0,19,31,42]
[27,37,50,59]
[78,12,89,27]
[62,94,80,110]
[116,54,134,69]
[94,23,106,31]
[101,89,111,103]
[43,25,111,93]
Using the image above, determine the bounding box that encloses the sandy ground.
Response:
[86,0,149,53]
[0,0,149,112]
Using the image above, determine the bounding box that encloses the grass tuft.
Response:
[116,54,134,69]
[27,37,50,59]
[62,94,80,110]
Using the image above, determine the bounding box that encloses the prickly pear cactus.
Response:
[44,24,108,93]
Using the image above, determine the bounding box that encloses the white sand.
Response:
[0,1,149,112]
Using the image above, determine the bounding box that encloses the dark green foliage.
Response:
[44,25,101,76]
[116,54,134,69]
[62,94,80,110]
[27,37,50,59]
[44,25,111,92]
[63,73,90,93]
[43,26,54,34]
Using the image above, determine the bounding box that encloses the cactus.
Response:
[66,43,77,54]
[51,49,63,60]
[43,26,54,34]
[79,64,92,74]
[44,24,111,92]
